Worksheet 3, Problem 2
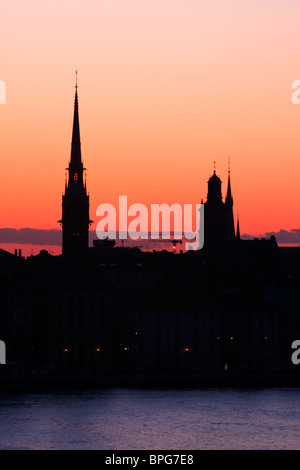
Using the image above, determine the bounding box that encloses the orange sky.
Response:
[1,0,300,254]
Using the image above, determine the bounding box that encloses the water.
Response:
[1,387,300,450]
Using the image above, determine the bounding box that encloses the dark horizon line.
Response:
[0,227,300,247]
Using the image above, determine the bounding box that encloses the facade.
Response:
[0,246,299,384]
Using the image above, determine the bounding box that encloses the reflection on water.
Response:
[1,388,300,449]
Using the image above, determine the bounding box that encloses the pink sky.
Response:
[1,0,300,255]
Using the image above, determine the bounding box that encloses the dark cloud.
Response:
[0,227,299,246]
[242,229,300,244]
[0,228,62,246]
[0,229,195,247]
[264,229,300,244]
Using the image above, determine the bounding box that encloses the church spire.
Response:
[69,71,83,170]
[225,158,233,204]
[236,214,240,240]
[224,158,235,243]
[59,77,91,256]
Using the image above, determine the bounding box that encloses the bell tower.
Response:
[203,161,235,252]
[204,164,224,249]
[224,160,235,243]
[59,74,92,256]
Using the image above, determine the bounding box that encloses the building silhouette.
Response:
[59,80,92,256]
[0,82,300,389]
[203,165,235,253]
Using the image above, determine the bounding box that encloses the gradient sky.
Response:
[1,0,300,254]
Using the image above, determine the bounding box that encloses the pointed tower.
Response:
[224,167,235,242]
[236,215,240,240]
[59,75,92,256]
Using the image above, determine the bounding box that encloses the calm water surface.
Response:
[1,387,300,450]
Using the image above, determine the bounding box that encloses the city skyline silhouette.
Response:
[0,78,299,391]
[2,1,300,454]
[1,77,299,257]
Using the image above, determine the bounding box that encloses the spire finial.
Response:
[70,73,82,168]
[213,161,216,174]
[75,70,78,92]
[228,156,231,174]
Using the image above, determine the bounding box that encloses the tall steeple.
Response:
[225,170,233,205]
[68,71,85,187]
[59,74,92,256]
[69,71,82,171]
[236,215,240,240]
[224,163,235,242]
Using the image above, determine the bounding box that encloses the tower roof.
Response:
[208,169,221,184]
[207,166,222,205]
[225,171,233,204]
[69,75,83,169]
[208,162,221,184]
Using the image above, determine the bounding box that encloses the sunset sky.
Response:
[1,0,300,255]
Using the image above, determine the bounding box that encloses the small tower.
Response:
[203,160,236,252]
[59,75,92,256]
[204,164,224,249]
[206,164,223,206]
[224,161,235,242]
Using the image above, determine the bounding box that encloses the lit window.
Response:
[74,173,78,182]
